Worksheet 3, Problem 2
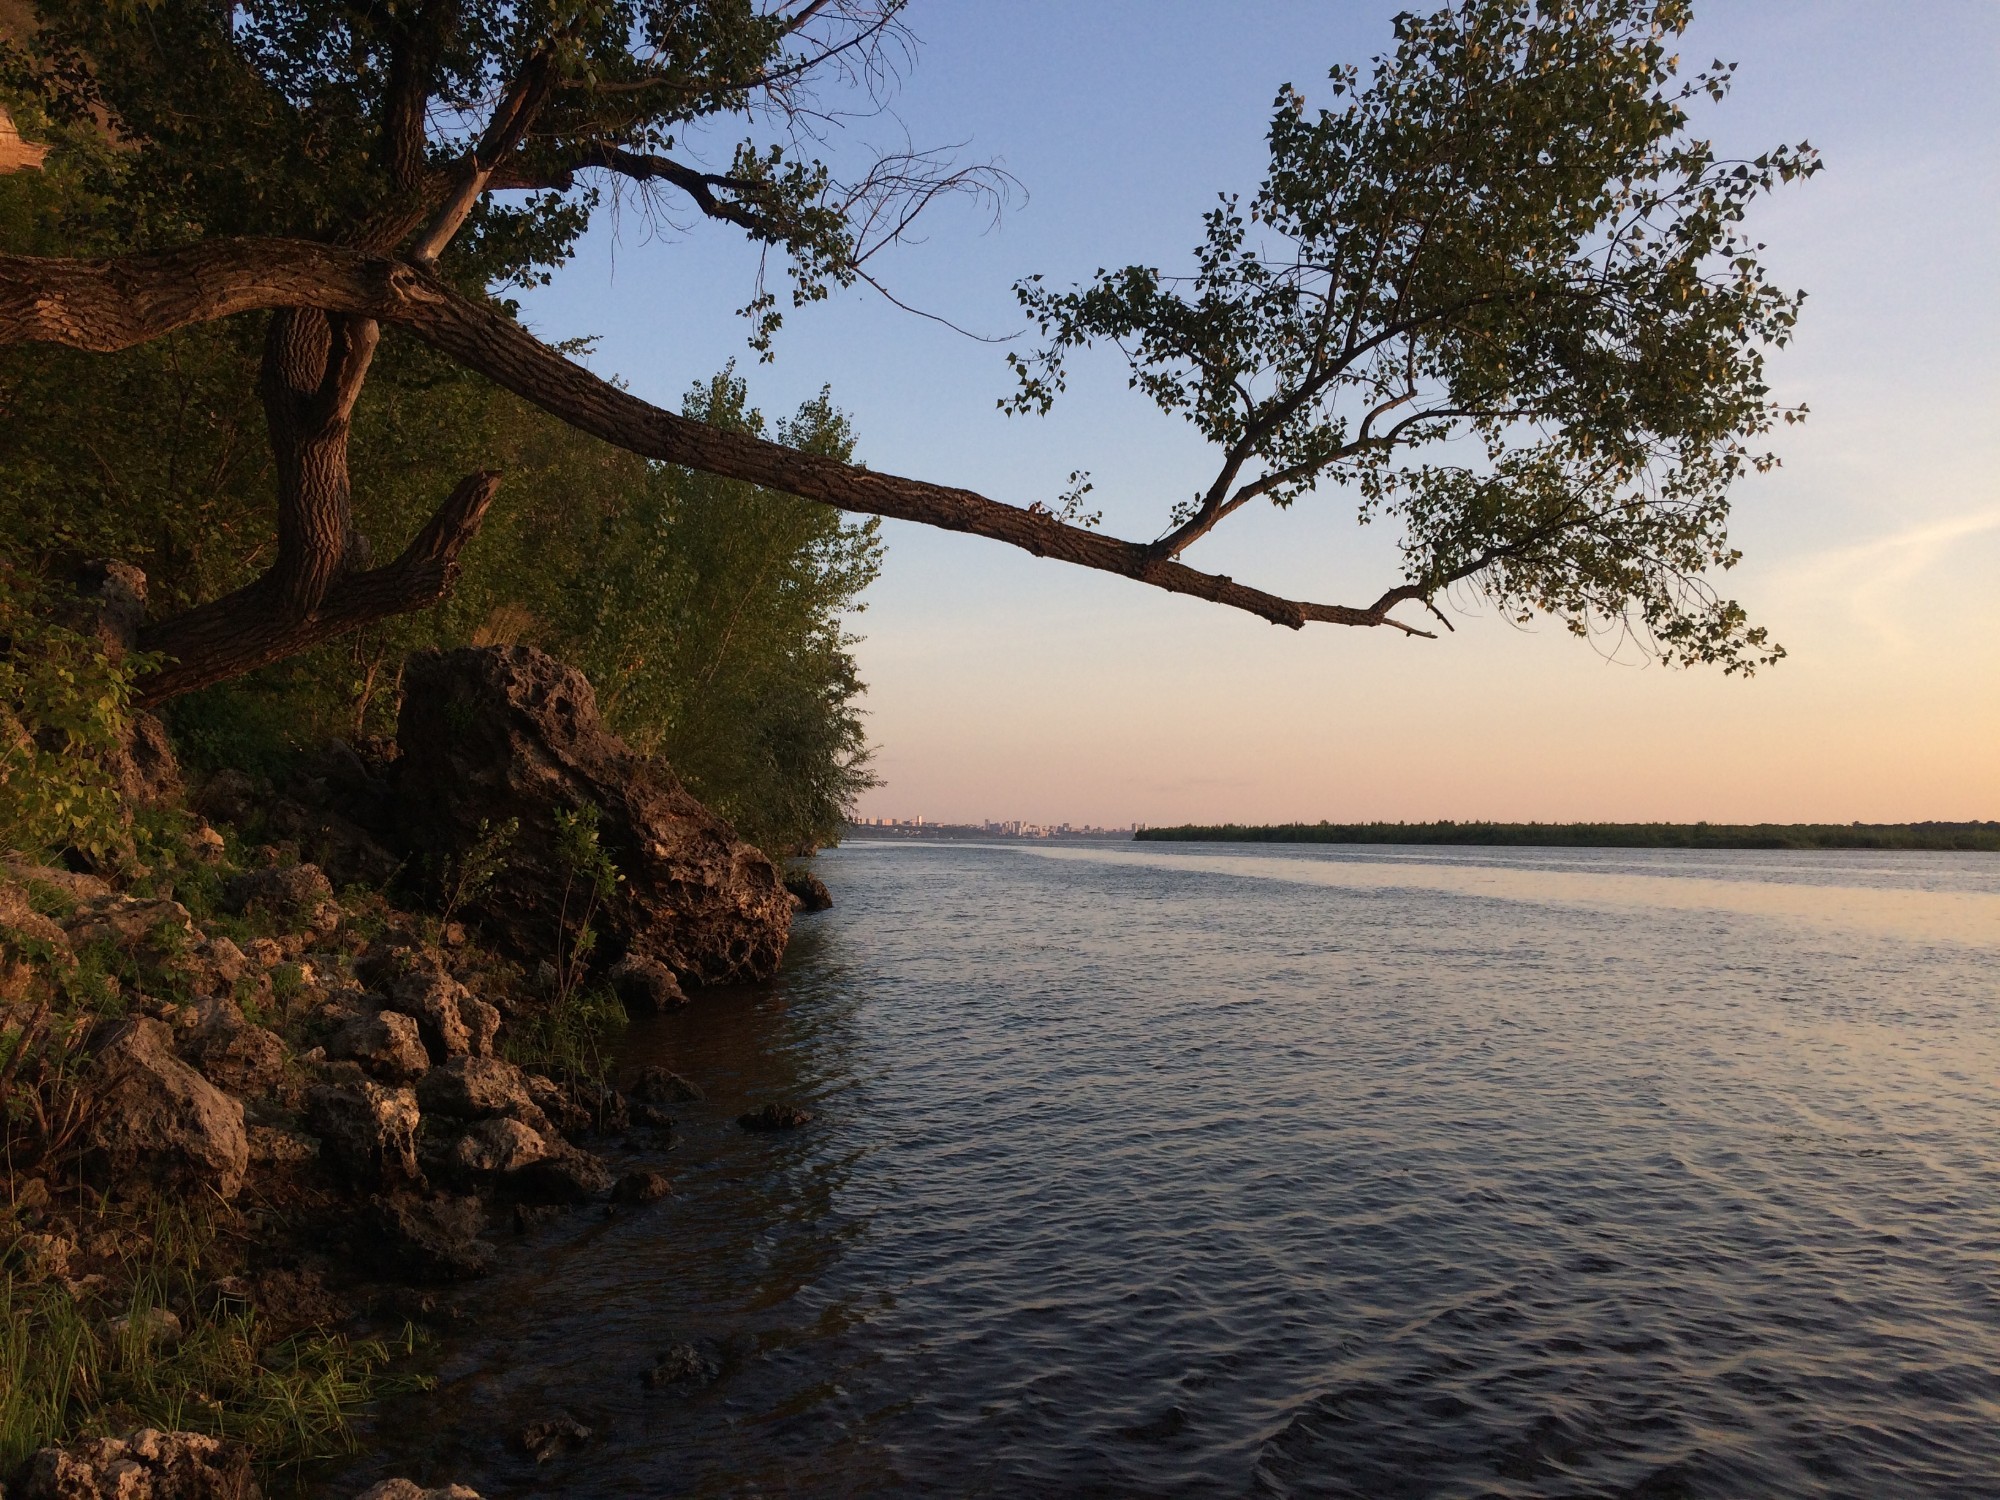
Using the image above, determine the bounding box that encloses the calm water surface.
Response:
[344,841,2000,1497]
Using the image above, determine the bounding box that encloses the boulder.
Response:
[307,1081,422,1189]
[372,959,497,1063]
[446,1117,549,1178]
[508,1143,612,1205]
[21,1426,258,1500]
[354,1483,483,1500]
[606,952,686,1012]
[326,1011,430,1083]
[178,999,288,1098]
[415,1056,551,1134]
[222,864,341,934]
[783,869,832,912]
[394,646,792,988]
[364,1192,496,1283]
[87,1019,248,1200]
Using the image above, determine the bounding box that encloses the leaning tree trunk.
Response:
[134,308,501,705]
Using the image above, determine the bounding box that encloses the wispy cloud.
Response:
[1770,507,2000,647]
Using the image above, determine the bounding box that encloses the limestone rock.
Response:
[628,1065,705,1106]
[606,953,686,1011]
[307,1080,422,1189]
[222,864,341,934]
[87,1018,249,1200]
[354,1483,484,1500]
[415,1056,551,1134]
[66,896,194,954]
[446,1117,550,1177]
[178,999,288,1098]
[326,1011,430,1083]
[783,868,832,912]
[21,1426,258,1499]
[394,646,792,988]
[739,1101,814,1133]
[612,1169,672,1204]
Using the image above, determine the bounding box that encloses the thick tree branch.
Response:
[0,239,1437,639]
[136,469,502,705]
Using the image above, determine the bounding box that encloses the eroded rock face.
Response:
[326,1011,430,1083]
[178,998,289,1098]
[87,1018,249,1201]
[307,1080,422,1189]
[394,646,792,989]
[22,1427,259,1500]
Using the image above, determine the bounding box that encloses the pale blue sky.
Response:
[519,2,2000,826]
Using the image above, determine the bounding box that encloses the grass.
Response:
[0,1198,426,1478]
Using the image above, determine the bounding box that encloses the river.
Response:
[340,839,2000,1497]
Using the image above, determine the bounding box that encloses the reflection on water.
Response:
[340,842,2000,1498]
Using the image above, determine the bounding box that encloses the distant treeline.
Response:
[1135,821,2000,851]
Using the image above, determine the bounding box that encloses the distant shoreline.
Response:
[1134,821,2000,851]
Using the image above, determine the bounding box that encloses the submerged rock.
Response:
[21,1426,258,1500]
[87,1018,249,1201]
[394,646,793,989]
[611,1169,672,1204]
[738,1102,814,1133]
[642,1341,719,1390]
[628,1065,705,1106]
[515,1413,591,1464]
[783,868,832,912]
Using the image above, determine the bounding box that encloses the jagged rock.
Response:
[643,1341,719,1390]
[628,1065,705,1105]
[246,1125,318,1165]
[394,646,793,988]
[365,956,497,1062]
[326,1011,430,1083]
[65,896,195,954]
[307,1081,422,1189]
[178,999,288,1097]
[21,1426,258,1499]
[354,1482,484,1500]
[515,1413,591,1464]
[87,1018,249,1200]
[364,1192,495,1283]
[738,1102,814,1133]
[612,1169,672,1204]
[446,1117,549,1177]
[196,936,250,990]
[509,1143,612,1205]
[415,1056,552,1134]
[783,869,832,912]
[222,864,341,934]
[521,1073,593,1137]
[606,953,686,1011]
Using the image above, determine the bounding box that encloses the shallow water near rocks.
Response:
[337,840,2000,1497]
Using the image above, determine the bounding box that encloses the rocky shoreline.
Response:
[0,644,824,1498]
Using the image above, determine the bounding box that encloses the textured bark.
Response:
[0,239,1427,640]
[136,469,500,705]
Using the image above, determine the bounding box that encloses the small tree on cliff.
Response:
[0,0,1815,704]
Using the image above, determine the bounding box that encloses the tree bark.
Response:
[0,238,1432,695]
[136,470,501,705]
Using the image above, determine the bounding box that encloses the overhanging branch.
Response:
[0,238,1436,639]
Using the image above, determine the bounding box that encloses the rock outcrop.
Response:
[87,1019,249,1200]
[394,646,792,988]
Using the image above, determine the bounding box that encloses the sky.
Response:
[519,1,2000,828]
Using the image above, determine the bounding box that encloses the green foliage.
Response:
[0,568,145,864]
[1008,0,1817,671]
[1137,821,2000,852]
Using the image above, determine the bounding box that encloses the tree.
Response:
[0,0,1815,703]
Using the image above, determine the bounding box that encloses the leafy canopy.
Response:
[1007,0,1816,670]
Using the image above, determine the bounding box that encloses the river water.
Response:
[343,840,2000,1498]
